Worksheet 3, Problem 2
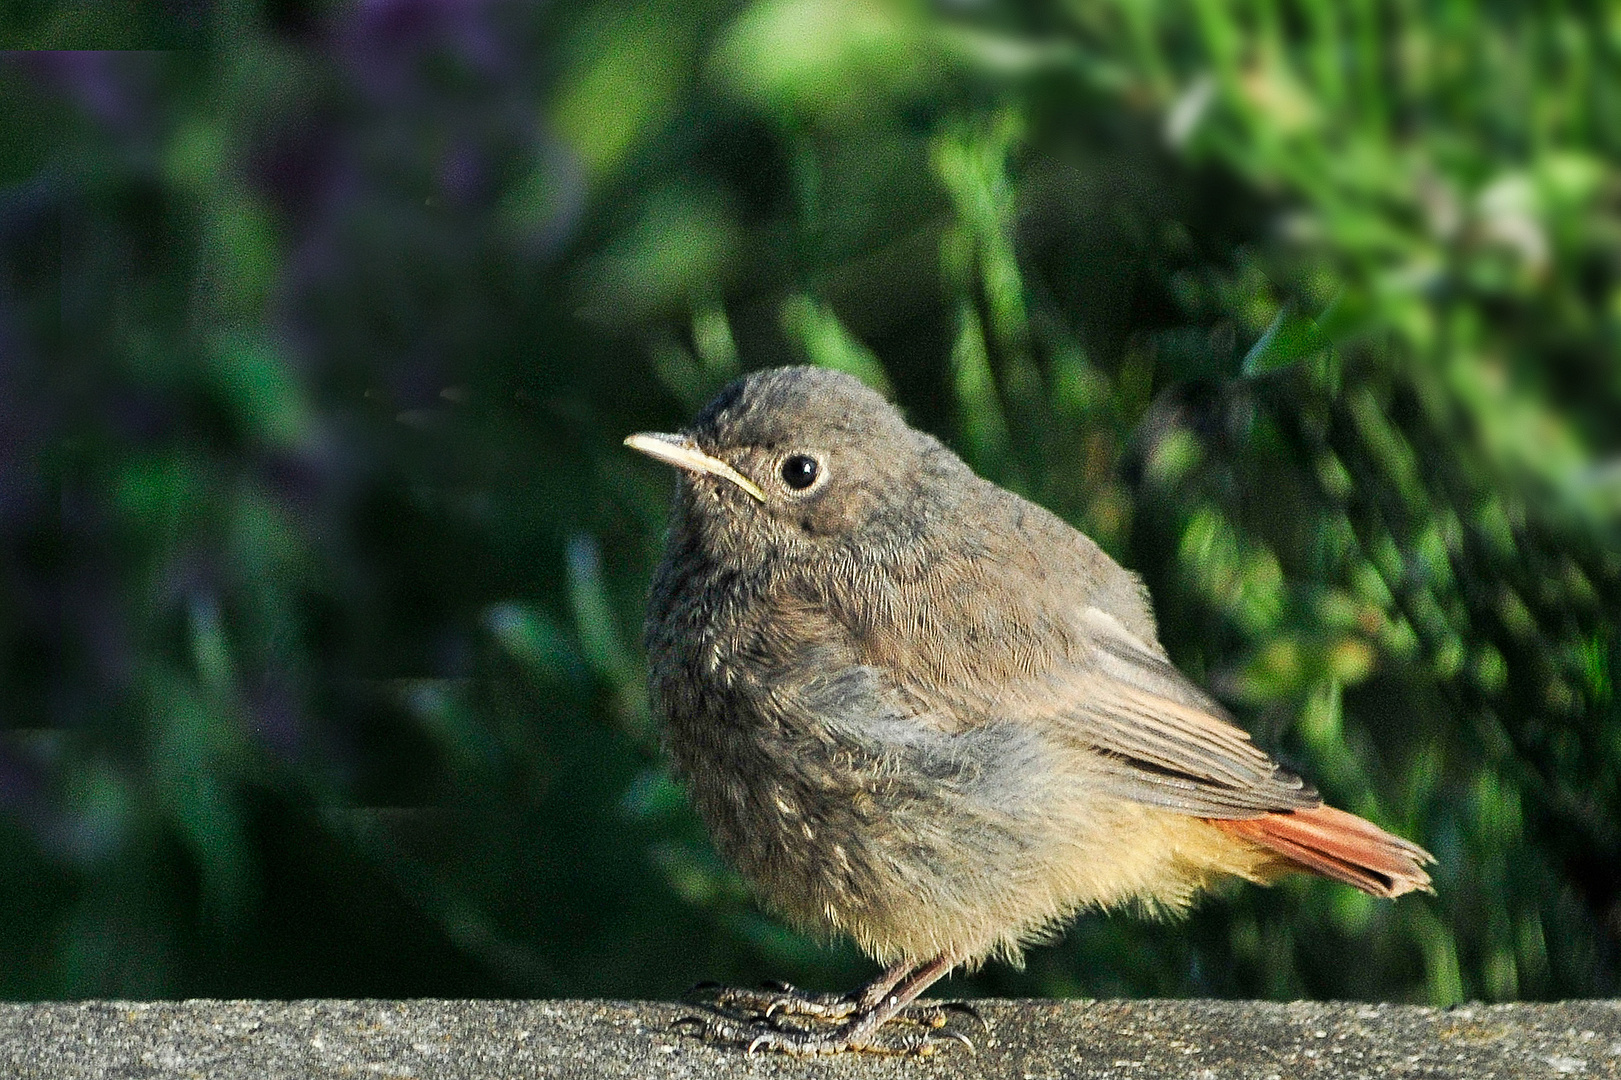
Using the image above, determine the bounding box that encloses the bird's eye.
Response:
[780,454,820,490]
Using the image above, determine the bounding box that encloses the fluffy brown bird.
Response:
[627,366,1433,1054]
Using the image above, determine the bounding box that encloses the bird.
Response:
[625,365,1433,1055]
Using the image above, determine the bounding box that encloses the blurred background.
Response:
[1,1,1618,1006]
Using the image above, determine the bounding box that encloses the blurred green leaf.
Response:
[779,295,892,395]
[711,0,936,120]
[552,16,692,179]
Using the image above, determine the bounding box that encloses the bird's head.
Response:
[626,366,964,575]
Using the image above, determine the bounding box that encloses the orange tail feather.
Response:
[1210,805,1435,899]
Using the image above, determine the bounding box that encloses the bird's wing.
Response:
[746,581,1315,818]
[1013,606,1320,817]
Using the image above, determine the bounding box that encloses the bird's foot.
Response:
[900,999,987,1030]
[687,980,858,1021]
[671,1011,977,1056]
[684,980,979,1029]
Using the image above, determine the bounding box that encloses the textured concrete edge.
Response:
[0,998,1617,1079]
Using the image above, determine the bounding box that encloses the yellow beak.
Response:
[624,432,766,503]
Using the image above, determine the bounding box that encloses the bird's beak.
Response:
[624,432,766,503]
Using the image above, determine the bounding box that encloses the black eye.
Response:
[780,454,819,490]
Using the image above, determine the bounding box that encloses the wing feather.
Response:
[1015,607,1319,817]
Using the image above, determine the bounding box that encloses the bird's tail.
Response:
[1209,805,1435,898]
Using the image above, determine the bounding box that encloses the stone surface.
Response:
[2,998,1618,1079]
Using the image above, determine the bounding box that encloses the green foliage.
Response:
[0,0,1616,1005]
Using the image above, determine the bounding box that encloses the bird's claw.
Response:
[939,999,988,1028]
[691,982,858,1021]
[670,995,980,1056]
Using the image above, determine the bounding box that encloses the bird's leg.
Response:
[839,961,983,1030]
[677,950,977,1055]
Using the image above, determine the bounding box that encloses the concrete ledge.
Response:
[2,998,1617,1079]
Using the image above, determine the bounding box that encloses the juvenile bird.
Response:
[627,366,1432,1055]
